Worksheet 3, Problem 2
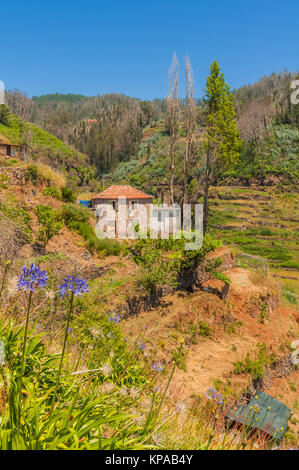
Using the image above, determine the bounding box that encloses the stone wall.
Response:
[0,167,27,185]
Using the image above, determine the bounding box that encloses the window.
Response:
[131,200,138,209]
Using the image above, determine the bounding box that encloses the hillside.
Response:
[0,165,298,447]
[0,70,298,450]
[0,106,97,188]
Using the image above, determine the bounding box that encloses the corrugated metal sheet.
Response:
[226,392,292,441]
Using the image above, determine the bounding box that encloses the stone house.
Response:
[91,185,154,238]
[0,134,23,158]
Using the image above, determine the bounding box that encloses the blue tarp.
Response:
[79,200,92,208]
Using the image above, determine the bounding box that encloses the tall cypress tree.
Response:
[203,60,242,233]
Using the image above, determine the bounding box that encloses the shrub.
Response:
[42,187,61,200]
[234,343,277,380]
[59,204,121,256]
[61,186,76,203]
[26,164,39,182]
[35,205,62,250]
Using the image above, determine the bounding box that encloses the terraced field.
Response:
[208,186,299,300]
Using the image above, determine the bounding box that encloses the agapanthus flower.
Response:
[152,362,164,372]
[175,401,188,415]
[206,388,223,405]
[17,264,48,292]
[108,313,120,323]
[136,342,146,351]
[101,363,112,376]
[58,275,89,298]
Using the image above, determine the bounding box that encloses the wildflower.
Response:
[58,275,89,298]
[108,313,120,323]
[175,401,188,415]
[133,411,145,426]
[101,363,112,377]
[136,342,146,351]
[152,385,161,394]
[129,386,140,399]
[206,388,223,405]
[100,382,115,395]
[253,404,261,413]
[152,362,164,372]
[107,332,113,338]
[118,386,128,396]
[89,327,103,338]
[17,264,48,292]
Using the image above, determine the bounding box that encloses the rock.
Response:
[201,278,230,300]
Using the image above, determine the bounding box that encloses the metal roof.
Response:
[226,391,293,441]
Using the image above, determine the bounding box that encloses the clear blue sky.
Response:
[1,0,298,99]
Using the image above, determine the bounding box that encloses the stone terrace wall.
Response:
[0,167,27,185]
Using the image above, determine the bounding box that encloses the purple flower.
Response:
[153,386,161,393]
[58,275,89,298]
[17,264,48,292]
[108,314,121,323]
[152,362,164,372]
[136,342,146,351]
[206,388,223,405]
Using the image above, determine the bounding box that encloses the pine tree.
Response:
[203,60,242,233]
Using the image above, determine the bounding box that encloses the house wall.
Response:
[93,198,153,239]
[0,144,20,158]
[0,145,8,157]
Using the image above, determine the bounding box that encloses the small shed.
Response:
[226,391,293,442]
[0,134,23,158]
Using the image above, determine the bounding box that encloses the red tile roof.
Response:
[91,185,154,200]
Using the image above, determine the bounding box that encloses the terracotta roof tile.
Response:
[91,185,154,200]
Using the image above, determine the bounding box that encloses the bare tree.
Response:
[167,53,179,205]
[183,56,196,205]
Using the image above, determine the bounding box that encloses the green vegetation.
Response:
[59,204,121,256]
[234,343,277,381]
[35,205,63,250]
[203,60,242,232]
[42,186,61,200]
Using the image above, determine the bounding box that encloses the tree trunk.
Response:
[203,148,211,235]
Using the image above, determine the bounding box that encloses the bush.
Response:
[61,186,76,203]
[60,204,121,256]
[35,205,62,249]
[42,187,61,200]
[26,164,39,182]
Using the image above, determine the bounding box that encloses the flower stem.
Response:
[154,342,183,425]
[17,289,32,431]
[49,292,74,416]
[0,261,10,300]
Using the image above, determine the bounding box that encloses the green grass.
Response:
[0,112,86,168]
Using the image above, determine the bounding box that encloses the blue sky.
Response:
[1,0,298,99]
